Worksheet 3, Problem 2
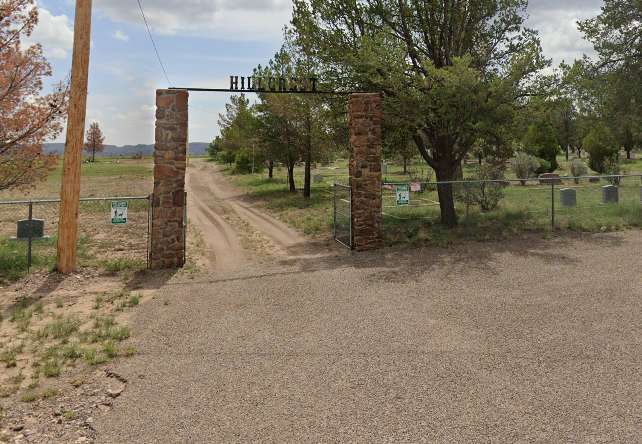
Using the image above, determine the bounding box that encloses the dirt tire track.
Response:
[186,160,322,265]
[186,168,247,271]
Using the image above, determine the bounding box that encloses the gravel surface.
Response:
[94,231,642,443]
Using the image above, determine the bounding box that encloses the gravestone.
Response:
[602,185,619,203]
[560,188,576,207]
[17,219,44,239]
[538,173,562,185]
[588,176,600,183]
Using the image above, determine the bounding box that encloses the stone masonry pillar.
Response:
[150,89,188,269]
[348,93,384,251]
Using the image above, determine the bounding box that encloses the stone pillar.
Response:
[348,93,384,251]
[150,89,188,269]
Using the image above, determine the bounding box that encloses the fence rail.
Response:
[382,174,642,233]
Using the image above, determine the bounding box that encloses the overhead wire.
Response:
[136,0,171,86]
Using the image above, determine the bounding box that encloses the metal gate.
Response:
[333,183,352,248]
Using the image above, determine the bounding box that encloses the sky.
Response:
[34,0,602,146]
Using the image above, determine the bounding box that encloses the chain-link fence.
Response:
[382,175,642,242]
[333,183,352,248]
[0,196,151,281]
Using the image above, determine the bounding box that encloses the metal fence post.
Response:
[332,184,337,241]
[551,182,555,231]
[146,193,152,269]
[182,192,187,266]
[27,201,33,271]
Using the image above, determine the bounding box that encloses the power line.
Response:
[136,0,171,86]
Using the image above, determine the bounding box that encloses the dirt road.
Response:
[185,160,321,272]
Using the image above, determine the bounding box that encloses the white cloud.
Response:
[25,7,74,59]
[527,0,601,66]
[95,0,291,39]
[113,30,129,41]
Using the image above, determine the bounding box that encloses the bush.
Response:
[583,124,618,173]
[534,158,552,175]
[510,153,540,185]
[457,163,506,212]
[233,149,264,175]
[603,157,622,185]
[216,150,235,165]
[523,121,561,172]
[569,159,588,183]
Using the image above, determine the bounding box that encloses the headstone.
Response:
[538,173,562,185]
[560,188,576,207]
[588,177,600,183]
[410,182,421,192]
[17,219,44,239]
[602,185,619,203]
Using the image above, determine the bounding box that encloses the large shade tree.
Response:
[292,0,549,226]
[0,0,67,191]
[577,0,642,159]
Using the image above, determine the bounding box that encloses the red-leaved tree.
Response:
[0,0,67,191]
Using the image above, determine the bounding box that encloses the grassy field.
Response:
[229,153,642,246]
[0,158,155,283]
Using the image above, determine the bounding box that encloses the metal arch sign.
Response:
[228,75,319,93]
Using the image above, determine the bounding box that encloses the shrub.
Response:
[457,164,506,212]
[570,159,588,183]
[583,124,618,173]
[510,153,540,185]
[523,121,560,172]
[233,149,263,175]
[216,150,236,165]
[603,157,622,185]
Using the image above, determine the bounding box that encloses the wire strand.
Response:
[136,0,171,86]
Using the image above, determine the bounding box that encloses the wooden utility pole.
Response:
[57,0,93,273]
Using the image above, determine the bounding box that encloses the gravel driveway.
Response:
[95,232,642,442]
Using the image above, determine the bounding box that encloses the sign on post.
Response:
[395,184,410,206]
[111,201,128,224]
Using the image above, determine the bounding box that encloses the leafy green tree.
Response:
[577,0,642,159]
[522,121,560,172]
[292,0,549,227]
[255,37,341,198]
[217,94,258,167]
[207,136,222,160]
[583,123,618,173]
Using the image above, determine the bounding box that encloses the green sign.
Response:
[395,184,410,206]
[111,201,128,224]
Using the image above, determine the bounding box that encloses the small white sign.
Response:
[111,201,128,224]
[395,184,410,206]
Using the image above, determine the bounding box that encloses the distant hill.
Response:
[44,142,210,157]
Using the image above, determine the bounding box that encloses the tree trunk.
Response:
[565,144,569,161]
[92,146,96,163]
[403,157,408,175]
[287,160,296,193]
[268,160,274,179]
[435,163,458,228]
[625,146,632,160]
